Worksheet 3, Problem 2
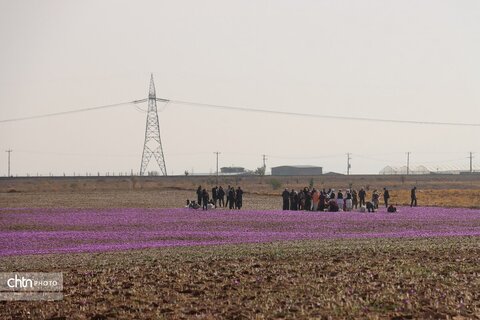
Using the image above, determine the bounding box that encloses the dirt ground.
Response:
[1,238,479,319]
[1,176,479,319]
[1,174,480,209]
[2,188,480,210]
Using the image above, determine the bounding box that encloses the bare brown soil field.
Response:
[2,188,480,210]
[1,238,479,319]
[1,175,479,319]
[1,174,480,209]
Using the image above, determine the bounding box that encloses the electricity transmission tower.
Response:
[140,74,167,176]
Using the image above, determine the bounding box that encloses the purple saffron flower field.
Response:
[1,206,479,256]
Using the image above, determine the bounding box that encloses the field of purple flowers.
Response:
[1,206,479,257]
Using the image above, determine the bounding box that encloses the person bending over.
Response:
[366,201,375,213]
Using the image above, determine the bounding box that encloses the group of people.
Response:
[189,185,244,210]
[281,186,418,213]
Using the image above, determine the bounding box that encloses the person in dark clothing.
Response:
[329,190,336,200]
[319,191,326,211]
[328,199,339,212]
[387,204,397,213]
[225,185,231,208]
[202,189,209,210]
[217,186,225,207]
[289,189,295,210]
[358,188,366,207]
[298,190,305,210]
[196,186,203,206]
[366,201,375,212]
[345,190,353,211]
[372,190,380,209]
[410,187,417,207]
[235,187,243,209]
[282,188,290,210]
[211,186,218,207]
[383,188,390,208]
[228,187,235,209]
[289,190,298,210]
[304,188,312,211]
[292,191,299,211]
[352,190,358,209]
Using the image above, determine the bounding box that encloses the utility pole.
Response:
[406,152,410,175]
[262,154,267,169]
[347,153,351,175]
[6,149,12,177]
[214,152,221,184]
[470,152,473,173]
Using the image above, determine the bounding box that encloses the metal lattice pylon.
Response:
[140,74,167,176]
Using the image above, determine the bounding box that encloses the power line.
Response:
[1,96,480,127]
[168,99,480,127]
[0,99,147,124]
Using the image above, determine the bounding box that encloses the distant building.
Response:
[271,165,323,176]
[220,167,245,174]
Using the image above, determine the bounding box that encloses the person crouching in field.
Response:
[328,199,339,212]
[366,201,375,212]
[282,188,290,210]
[188,200,200,209]
[207,199,216,210]
[387,204,397,213]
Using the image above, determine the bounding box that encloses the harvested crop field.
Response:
[1,207,480,256]
[0,204,479,319]
[1,238,479,319]
[1,181,480,319]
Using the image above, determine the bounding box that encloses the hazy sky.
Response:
[0,0,479,176]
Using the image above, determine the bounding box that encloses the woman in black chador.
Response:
[201,189,209,210]
[196,185,203,206]
[217,186,225,207]
[235,187,243,209]
[228,187,236,209]
[282,188,290,210]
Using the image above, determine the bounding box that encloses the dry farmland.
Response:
[1,174,480,209]
[0,175,479,319]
